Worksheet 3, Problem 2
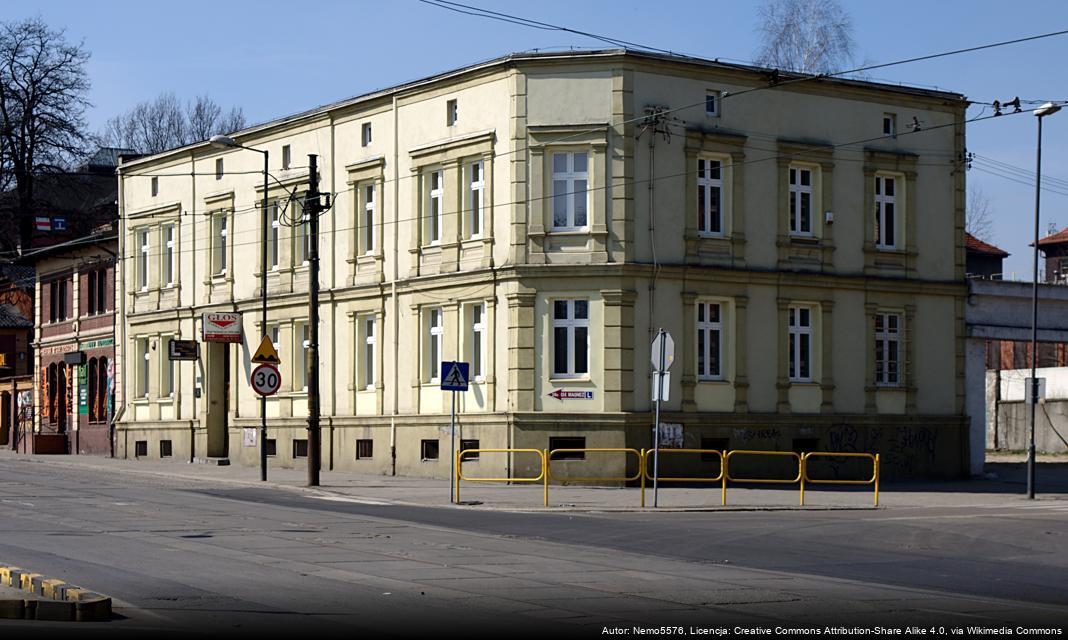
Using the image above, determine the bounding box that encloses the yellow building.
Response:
[116,50,969,480]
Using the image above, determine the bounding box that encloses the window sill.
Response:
[787,380,819,386]
[549,228,590,235]
[874,385,906,392]
[548,377,591,383]
[696,378,729,385]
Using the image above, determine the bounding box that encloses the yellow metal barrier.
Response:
[454,448,546,504]
[546,448,644,507]
[724,450,804,506]
[642,449,726,506]
[801,452,880,507]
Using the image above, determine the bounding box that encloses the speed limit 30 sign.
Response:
[251,364,281,397]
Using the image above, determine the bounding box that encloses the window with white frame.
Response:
[552,299,589,378]
[551,152,588,230]
[789,166,813,236]
[875,312,902,386]
[362,184,375,255]
[212,213,227,275]
[874,175,897,249]
[215,158,224,180]
[470,303,485,381]
[162,337,175,397]
[426,169,443,245]
[468,160,484,238]
[446,99,458,126]
[696,302,723,380]
[883,113,896,137]
[295,321,309,391]
[269,202,280,270]
[362,316,375,390]
[697,158,723,236]
[162,224,175,286]
[426,308,443,382]
[150,177,158,197]
[282,144,291,170]
[296,204,311,266]
[138,229,150,290]
[361,122,372,147]
[705,91,720,117]
[788,306,814,383]
[138,338,151,398]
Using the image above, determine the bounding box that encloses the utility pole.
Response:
[306,154,323,487]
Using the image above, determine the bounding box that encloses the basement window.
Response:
[549,436,586,460]
[421,439,439,461]
[265,439,277,457]
[293,439,308,459]
[356,439,373,460]
[160,440,173,458]
[460,439,480,461]
[134,441,148,457]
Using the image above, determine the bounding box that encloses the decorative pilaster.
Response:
[601,289,637,412]
[506,291,536,412]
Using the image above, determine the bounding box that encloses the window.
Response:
[552,299,589,378]
[96,357,108,422]
[363,184,375,255]
[460,439,479,461]
[150,177,158,197]
[468,160,484,238]
[789,167,814,236]
[88,358,98,422]
[426,170,443,245]
[163,224,175,286]
[212,213,227,275]
[874,175,897,249]
[160,440,173,458]
[426,308,443,382]
[551,152,588,230]
[265,439,277,457]
[875,312,902,387]
[421,439,440,461]
[696,302,723,380]
[135,441,148,457]
[356,439,373,460]
[138,337,151,398]
[470,303,485,381]
[362,316,376,390]
[292,439,308,458]
[788,306,814,383]
[883,113,896,137]
[138,229,150,290]
[282,144,291,170]
[87,270,107,316]
[49,278,68,322]
[697,158,723,236]
[269,202,280,270]
[296,206,311,266]
[215,158,224,180]
[446,99,458,126]
[705,91,720,117]
[549,436,585,460]
[295,322,309,391]
[361,122,372,147]
[163,337,175,397]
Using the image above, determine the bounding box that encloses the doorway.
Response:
[205,342,231,458]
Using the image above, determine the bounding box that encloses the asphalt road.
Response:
[0,458,1065,639]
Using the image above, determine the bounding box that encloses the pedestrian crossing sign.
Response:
[440,361,470,391]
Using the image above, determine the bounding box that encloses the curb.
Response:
[0,564,111,622]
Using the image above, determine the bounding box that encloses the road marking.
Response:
[312,495,392,506]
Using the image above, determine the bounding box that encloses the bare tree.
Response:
[0,17,92,252]
[966,184,995,242]
[754,0,856,75]
[102,93,245,155]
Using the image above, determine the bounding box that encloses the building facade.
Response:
[116,50,969,479]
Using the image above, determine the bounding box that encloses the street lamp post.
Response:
[1028,102,1061,500]
[209,135,270,482]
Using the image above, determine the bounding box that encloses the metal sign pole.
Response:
[653,328,665,508]
[450,390,456,504]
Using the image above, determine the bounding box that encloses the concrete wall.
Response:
[986,366,1068,454]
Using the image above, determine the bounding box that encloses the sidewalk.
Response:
[1,448,1065,512]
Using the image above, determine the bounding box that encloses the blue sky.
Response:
[4,0,1067,277]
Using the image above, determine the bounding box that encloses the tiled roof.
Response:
[965,232,1009,257]
[1037,226,1068,247]
[0,304,31,328]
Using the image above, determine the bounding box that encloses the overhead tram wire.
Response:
[115,106,1038,266]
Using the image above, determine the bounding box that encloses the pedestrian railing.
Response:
[453,447,880,509]
[454,448,546,504]
[801,452,880,507]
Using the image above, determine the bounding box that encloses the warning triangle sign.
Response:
[251,335,281,364]
[444,365,466,387]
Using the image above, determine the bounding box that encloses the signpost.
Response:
[251,334,281,484]
[440,361,470,503]
[650,329,674,508]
